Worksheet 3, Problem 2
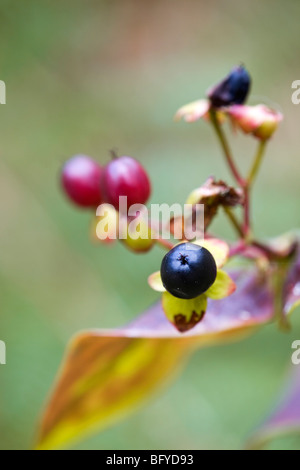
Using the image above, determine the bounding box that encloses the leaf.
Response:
[247,367,300,449]
[194,238,229,268]
[186,178,243,230]
[174,100,226,124]
[284,247,300,316]
[36,267,274,450]
[162,291,207,333]
[228,105,283,141]
[245,248,300,449]
[186,178,243,208]
[206,270,237,300]
[174,99,210,122]
[148,271,165,292]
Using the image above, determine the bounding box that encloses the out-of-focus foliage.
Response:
[1,0,300,450]
[247,366,300,449]
[36,268,273,449]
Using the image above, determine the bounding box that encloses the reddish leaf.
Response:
[186,178,243,230]
[246,248,300,449]
[284,247,300,316]
[36,268,274,450]
[247,367,300,449]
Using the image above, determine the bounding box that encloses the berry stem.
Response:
[209,109,245,187]
[229,240,247,257]
[243,186,251,239]
[251,240,289,261]
[209,108,251,239]
[272,264,291,331]
[247,140,267,186]
[223,206,244,238]
[243,141,267,238]
[109,149,119,160]
[155,237,175,251]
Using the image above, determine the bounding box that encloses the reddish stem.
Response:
[243,185,251,238]
[209,109,245,187]
[155,237,175,251]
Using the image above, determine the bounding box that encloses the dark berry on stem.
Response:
[101,156,151,211]
[61,155,103,208]
[208,65,251,108]
[160,243,217,300]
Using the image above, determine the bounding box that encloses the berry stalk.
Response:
[209,109,245,187]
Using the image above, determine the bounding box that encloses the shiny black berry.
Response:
[160,243,217,300]
[208,65,251,108]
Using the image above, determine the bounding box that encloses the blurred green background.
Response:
[0,0,300,450]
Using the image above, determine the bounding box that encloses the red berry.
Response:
[101,156,151,211]
[61,155,103,208]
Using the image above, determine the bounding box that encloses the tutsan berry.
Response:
[61,155,103,208]
[101,155,151,211]
[208,65,251,108]
[160,242,217,300]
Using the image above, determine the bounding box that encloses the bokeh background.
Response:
[1,0,300,450]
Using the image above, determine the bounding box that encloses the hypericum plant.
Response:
[36,65,300,450]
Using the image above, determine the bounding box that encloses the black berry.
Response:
[208,65,251,108]
[160,243,217,299]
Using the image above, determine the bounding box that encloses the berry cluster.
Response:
[60,64,285,333]
[61,153,151,211]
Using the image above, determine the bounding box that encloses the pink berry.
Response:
[101,156,151,210]
[61,155,103,208]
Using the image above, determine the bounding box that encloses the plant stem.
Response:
[251,240,294,262]
[272,264,291,331]
[155,237,175,251]
[247,140,267,186]
[229,240,247,258]
[243,141,267,238]
[243,186,251,239]
[209,109,245,187]
[109,149,119,160]
[223,206,244,238]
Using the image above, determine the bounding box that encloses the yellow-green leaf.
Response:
[193,238,229,268]
[206,270,236,300]
[162,291,207,333]
[148,271,166,292]
[36,268,275,450]
[35,333,191,451]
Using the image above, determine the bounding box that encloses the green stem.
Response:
[223,206,244,238]
[272,264,291,332]
[243,186,251,239]
[243,140,267,239]
[209,109,245,187]
[247,140,267,186]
